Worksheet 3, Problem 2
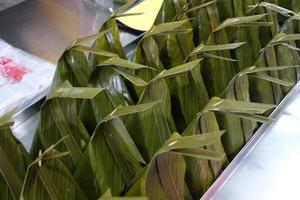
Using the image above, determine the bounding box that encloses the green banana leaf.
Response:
[0,111,31,200]
[99,188,148,200]
[74,103,157,198]
[32,82,104,171]
[126,60,216,162]
[125,132,225,199]
[21,142,87,200]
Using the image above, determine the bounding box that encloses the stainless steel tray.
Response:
[5,1,300,199]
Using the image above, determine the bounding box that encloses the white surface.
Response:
[0,39,55,116]
[202,82,300,200]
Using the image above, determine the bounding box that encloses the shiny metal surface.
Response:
[0,0,138,64]
[13,104,41,151]
[13,113,39,151]
[0,0,24,11]
[202,81,300,200]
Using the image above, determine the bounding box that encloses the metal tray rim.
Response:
[201,81,300,200]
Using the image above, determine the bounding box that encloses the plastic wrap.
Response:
[0,39,55,115]
[84,0,114,12]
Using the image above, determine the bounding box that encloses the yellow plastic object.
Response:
[117,0,164,32]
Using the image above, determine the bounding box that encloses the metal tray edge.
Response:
[201,81,300,200]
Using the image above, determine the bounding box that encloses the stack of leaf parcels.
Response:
[2,1,300,199]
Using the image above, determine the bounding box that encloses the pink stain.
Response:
[0,57,29,82]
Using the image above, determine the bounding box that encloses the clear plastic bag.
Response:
[84,0,114,12]
[0,39,55,115]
